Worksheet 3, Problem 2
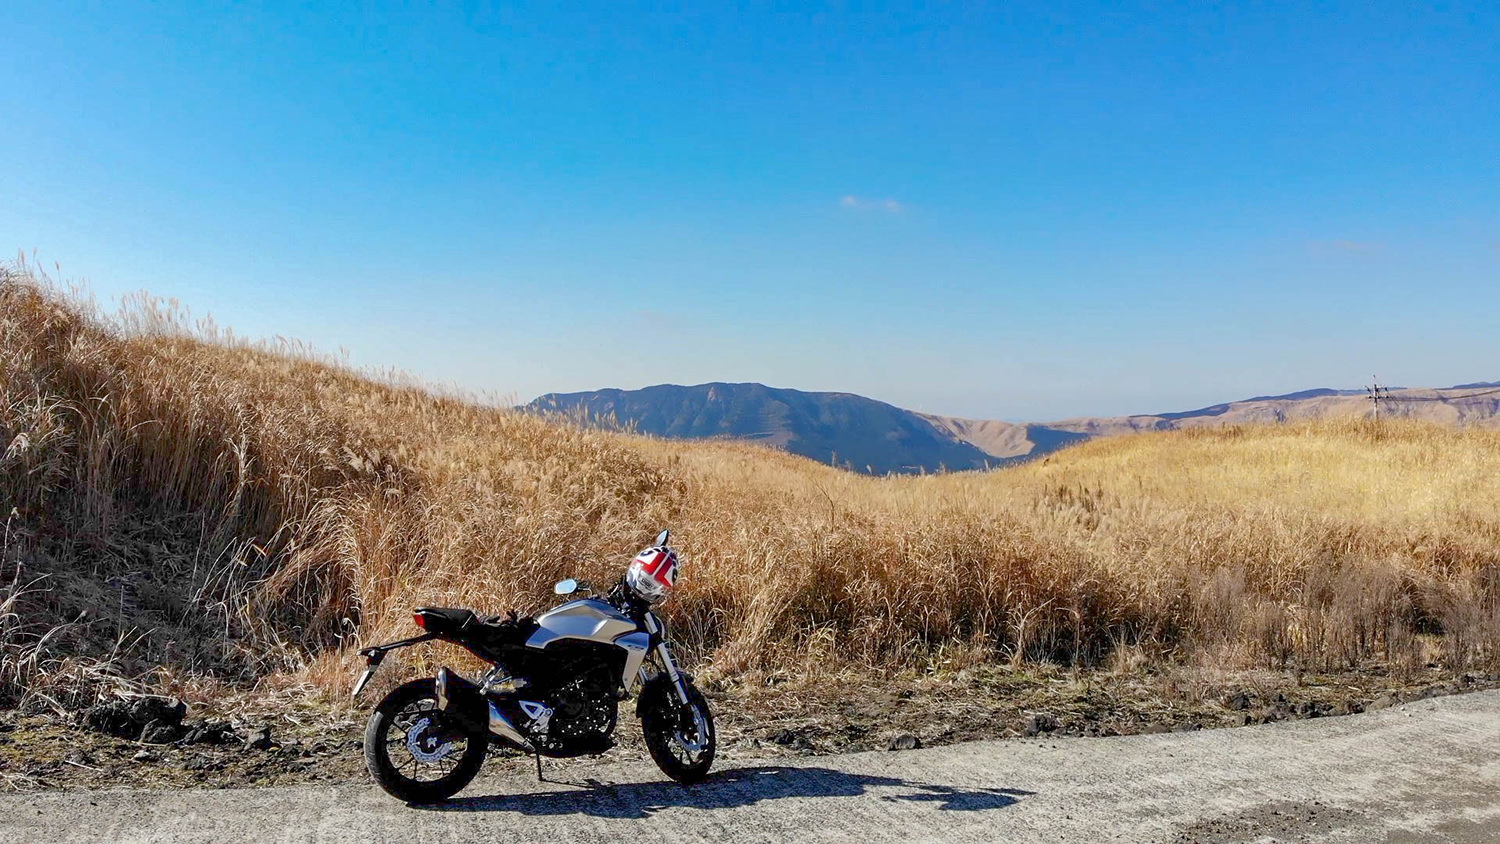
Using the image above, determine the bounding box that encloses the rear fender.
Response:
[351,632,438,699]
[434,667,488,735]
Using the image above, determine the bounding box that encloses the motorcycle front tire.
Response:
[641,682,716,784]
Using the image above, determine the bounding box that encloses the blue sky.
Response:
[3,2,1497,420]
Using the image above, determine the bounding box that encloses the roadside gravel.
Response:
[2,688,1496,843]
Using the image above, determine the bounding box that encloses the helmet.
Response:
[625,545,678,604]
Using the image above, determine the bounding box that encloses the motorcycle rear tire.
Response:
[364,678,487,803]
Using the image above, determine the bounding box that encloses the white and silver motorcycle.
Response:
[353,530,714,803]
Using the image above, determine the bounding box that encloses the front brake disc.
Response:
[676,706,709,755]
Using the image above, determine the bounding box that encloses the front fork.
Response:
[640,612,693,706]
[655,641,693,705]
[652,640,710,754]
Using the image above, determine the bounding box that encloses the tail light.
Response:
[412,611,426,629]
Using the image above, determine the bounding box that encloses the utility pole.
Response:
[1366,377,1391,421]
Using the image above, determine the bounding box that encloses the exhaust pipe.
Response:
[488,702,533,750]
[435,666,536,751]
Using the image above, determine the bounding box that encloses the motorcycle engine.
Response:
[534,665,618,757]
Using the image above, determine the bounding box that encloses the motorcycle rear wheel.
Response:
[364,678,487,803]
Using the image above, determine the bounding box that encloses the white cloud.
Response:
[839,195,902,213]
[1311,239,1381,254]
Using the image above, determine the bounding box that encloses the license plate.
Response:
[351,663,379,698]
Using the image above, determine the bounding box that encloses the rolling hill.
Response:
[525,383,996,474]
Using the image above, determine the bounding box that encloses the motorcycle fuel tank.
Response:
[527,598,638,649]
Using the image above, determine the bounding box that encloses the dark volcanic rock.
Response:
[767,728,816,753]
[886,734,922,751]
[140,720,182,745]
[86,701,141,739]
[1023,713,1059,737]
[1264,704,1291,723]
[181,720,236,745]
[129,697,186,727]
[87,696,185,740]
[244,725,274,751]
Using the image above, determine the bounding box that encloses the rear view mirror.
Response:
[553,578,578,596]
[654,529,670,547]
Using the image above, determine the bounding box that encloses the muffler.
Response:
[487,702,534,750]
[436,666,538,750]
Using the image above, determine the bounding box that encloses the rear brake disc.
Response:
[404,716,457,763]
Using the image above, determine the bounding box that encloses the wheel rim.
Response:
[384,696,468,783]
[663,701,710,766]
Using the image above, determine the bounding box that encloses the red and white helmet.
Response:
[625,545,678,604]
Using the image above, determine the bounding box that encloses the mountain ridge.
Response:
[526,382,996,474]
[526,380,1500,474]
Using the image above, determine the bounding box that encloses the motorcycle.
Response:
[352,530,715,803]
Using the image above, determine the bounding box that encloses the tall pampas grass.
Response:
[2,264,1498,710]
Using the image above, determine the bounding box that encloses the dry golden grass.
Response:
[2,265,1498,711]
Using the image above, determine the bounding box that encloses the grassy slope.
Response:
[2,269,1498,715]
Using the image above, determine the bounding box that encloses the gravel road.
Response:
[2,689,1496,843]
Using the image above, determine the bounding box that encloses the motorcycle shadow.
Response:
[421,765,1034,819]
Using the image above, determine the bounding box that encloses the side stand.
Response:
[534,751,545,782]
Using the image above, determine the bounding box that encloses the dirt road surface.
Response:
[2,690,1496,843]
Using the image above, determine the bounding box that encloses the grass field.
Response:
[3,265,1498,718]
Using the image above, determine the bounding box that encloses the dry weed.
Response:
[2,264,1498,710]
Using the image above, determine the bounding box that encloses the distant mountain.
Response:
[526,381,1500,474]
[915,416,1093,462]
[1028,383,1500,442]
[525,383,995,474]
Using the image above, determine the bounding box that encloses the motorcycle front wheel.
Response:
[364,678,487,803]
[641,682,715,784]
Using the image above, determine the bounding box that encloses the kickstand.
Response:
[534,751,545,782]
